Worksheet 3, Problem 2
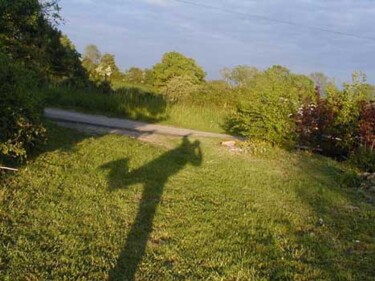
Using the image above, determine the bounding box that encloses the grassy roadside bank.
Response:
[44,87,232,133]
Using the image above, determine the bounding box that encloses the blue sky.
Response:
[59,0,375,83]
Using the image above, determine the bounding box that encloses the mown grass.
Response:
[44,86,231,133]
[1,124,375,280]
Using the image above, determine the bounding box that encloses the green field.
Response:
[1,124,375,280]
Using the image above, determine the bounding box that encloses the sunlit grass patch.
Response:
[162,103,232,133]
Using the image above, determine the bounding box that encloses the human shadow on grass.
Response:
[101,136,203,281]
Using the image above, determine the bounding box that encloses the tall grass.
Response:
[43,86,233,132]
[161,103,232,133]
[43,86,168,122]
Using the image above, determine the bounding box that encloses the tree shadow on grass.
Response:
[0,121,92,175]
[101,136,203,281]
[293,155,375,280]
[114,87,169,123]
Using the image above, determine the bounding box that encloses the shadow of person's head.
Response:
[100,158,130,189]
[100,136,203,191]
[181,135,202,167]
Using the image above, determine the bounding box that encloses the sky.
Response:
[59,0,375,83]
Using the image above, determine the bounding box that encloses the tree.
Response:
[309,72,334,96]
[192,80,233,106]
[82,44,101,80]
[0,0,56,65]
[96,53,120,80]
[83,44,101,65]
[47,34,89,86]
[0,53,47,162]
[152,51,206,89]
[124,67,144,85]
[60,34,75,51]
[221,65,259,87]
[292,74,317,103]
[161,75,198,102]
[0,0,86,84]
[369,85,375,100]
[81,47,121,85]
[143,68,154,86]
[0,0,63,162]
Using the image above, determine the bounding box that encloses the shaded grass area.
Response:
[44,86,169,122]
[1,124,375,280]
[44,87,231,133]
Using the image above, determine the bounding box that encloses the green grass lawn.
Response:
[1,124,375,280]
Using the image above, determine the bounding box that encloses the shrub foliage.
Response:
[0,55,46,162]
[225,65,316,146]
[0,0,91,162]
[358,101,375,149]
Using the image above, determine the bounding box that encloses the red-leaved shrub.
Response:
[358,101,375,149]
[295,88,343,156]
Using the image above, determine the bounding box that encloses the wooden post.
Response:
[0,166,18,172]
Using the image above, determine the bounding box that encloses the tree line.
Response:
[82,43,375,171]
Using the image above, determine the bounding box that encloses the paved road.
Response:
[44,108,238,140]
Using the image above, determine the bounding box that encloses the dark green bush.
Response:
[225,102,296,146]
[0,54,46,162]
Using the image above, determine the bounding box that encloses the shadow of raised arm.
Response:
[101,137,203,281]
